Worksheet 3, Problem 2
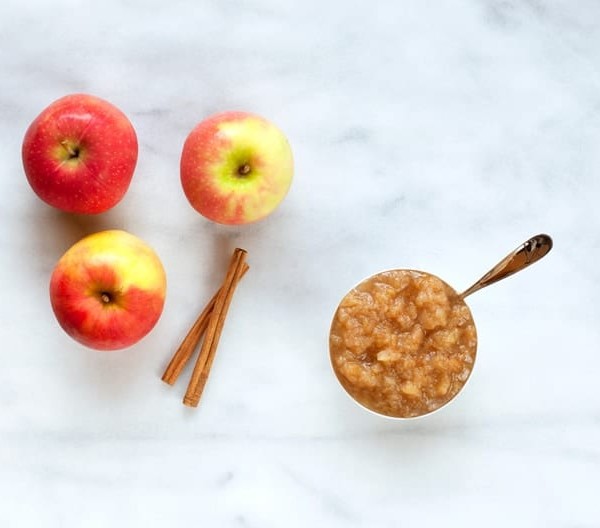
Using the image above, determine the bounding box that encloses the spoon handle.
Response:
[460,234,553,299]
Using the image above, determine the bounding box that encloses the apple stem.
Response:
[237,164,251,176]
[101,293,111,304]
[61,140,80,159]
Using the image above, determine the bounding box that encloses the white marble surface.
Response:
[1,0,599,526]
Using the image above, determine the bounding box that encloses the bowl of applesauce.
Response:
[329,235,552,419]
[330,269,477,418]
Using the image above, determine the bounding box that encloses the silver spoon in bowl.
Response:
[329,233,554,419]
[460,234,553,299]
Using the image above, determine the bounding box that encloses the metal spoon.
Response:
[460,234,553,299]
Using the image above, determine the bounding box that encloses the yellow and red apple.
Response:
[49,230,167,351]
[22,94,138,214]
[180,111,293,225]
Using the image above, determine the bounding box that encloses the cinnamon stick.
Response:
[161,263,249,385]
[183,248,247,407]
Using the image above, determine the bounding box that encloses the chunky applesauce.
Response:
[330,270,477,418]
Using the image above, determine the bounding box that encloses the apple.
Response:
[22,94,138,214]
[49,230,167,351]
[180,111,293,225]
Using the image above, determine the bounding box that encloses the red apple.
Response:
[180,111,293,225]
[49,230,167,351]
[22,94,138,214]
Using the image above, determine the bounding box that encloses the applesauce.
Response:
[329,270,477,418]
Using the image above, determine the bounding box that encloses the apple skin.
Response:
[22,94,138,214]
[49,230,167,351]
[180,111,293,225]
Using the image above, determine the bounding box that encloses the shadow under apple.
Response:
[27,204,125,261]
